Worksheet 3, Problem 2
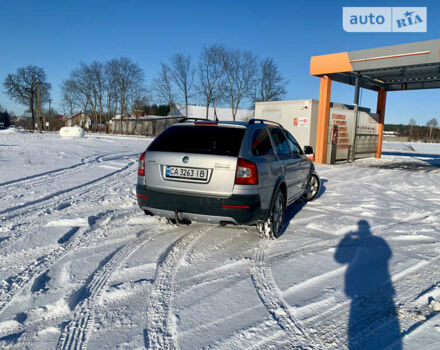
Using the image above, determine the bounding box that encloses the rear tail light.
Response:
[138,151,146,176]
[235,158,258,185]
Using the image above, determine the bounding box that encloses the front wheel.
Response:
[302,173,320,202]
[257,189,285,239]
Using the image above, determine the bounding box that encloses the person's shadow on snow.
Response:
[334,220,402,349]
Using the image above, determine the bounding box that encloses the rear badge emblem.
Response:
[182,156,189,164]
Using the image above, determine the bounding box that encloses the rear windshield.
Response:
[148,125,245,156]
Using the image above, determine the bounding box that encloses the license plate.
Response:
[165,166,208,181]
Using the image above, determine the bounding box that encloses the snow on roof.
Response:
[173,104,254,121]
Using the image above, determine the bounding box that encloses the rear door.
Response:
[250,127,279,209]
[285,130,311,193]
[268,126,301,201]
[144,124,245,197]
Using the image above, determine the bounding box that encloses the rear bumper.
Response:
[136,185,263,225]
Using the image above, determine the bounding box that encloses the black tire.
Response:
[257,188,285,239]
[302,173,320,202]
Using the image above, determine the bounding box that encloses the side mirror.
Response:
[304,146,315,162]
[304,146,314,155]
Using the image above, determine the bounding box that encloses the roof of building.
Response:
[310,39,440,91]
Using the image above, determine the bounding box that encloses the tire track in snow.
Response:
[181,236,338,295]
[145,225,213,350]
[0,161,136,249]
[250,240,318,349]
[0,166,136,271]
[0,213,159,343]
[56,229,156,350]
[0,209,134,317]
[0,159,136,220]
[0,152,140,191]
[213,236,345,350]
[0,153,108,189]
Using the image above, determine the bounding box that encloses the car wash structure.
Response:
[255,100,379,164]
[310,39,440,164]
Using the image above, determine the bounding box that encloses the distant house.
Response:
[66,112,91,129]
[171,104,254,121]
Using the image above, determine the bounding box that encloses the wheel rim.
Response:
[272,193,284,235]
[307,175,319,200]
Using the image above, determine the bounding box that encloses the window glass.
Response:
[269,127,290,156]
[148,125,245,156]
[251,128,274,156]
[285,131,303,155]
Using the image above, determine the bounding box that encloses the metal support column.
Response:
[375,89,387,158]
[315,75,332,164]
[350,74,361,162]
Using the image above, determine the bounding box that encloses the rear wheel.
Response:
[257,189,285,239]
[302,173,320,202]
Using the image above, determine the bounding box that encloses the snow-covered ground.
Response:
[0,130,439,349]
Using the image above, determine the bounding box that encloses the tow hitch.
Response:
[174,210,191,226]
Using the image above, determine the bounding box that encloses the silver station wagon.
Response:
[136,119,320,239]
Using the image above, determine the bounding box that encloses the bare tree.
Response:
[3,65,51,130]
[169,54,195,117]
[104,60,119,125]
[409,118,416,139]
[153,63,175,117]
[223,49,258,121]
[61,79,78,117]
[426,118,438,140]
[254,58,287,102]
[90,61,106,132]
[197,45,226,119]
[69,62,99,131]
[107,57,144,134]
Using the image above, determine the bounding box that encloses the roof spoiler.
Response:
[248,119,284,128]
[178,117,215,123]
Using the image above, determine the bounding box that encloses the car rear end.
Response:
[136,121,264,225]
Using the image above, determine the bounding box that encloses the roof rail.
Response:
[248,119,284,128]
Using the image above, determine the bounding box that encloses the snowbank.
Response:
[59,126,85,138]
[0,127,23,134]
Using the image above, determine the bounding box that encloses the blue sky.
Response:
[0,0,438,125]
